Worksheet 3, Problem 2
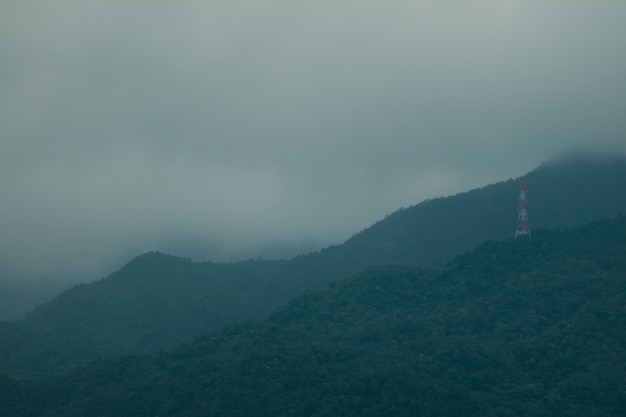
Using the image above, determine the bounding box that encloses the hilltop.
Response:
[3,215,625,416]
[0,152,625,377]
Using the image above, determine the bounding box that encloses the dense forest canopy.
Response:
[1,215,625,416]
[0,153,625,378]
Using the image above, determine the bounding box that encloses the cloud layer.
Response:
[2,0,626,283]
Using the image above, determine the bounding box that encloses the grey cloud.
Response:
[1,0,626,289]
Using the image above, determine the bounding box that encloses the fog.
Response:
[1,0,625,311]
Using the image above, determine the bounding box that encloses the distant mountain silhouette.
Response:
[3,215,625,416]
[0,152,625,377]
[329,151,626,267]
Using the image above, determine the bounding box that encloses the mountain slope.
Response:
[330,152,626,267]
[0,153,625,377]
[4,215,626,416]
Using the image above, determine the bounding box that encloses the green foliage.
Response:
[0,154,625,378]
[3,215,626,416]
[333,154,626,268]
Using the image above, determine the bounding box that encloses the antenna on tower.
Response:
[515,181,531,238]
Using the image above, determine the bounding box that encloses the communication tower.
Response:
[515,181,531,238]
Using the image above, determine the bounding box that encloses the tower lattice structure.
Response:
[515,181,531,238]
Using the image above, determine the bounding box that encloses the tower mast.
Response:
[515,181,531,238]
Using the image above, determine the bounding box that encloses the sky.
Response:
[2,0,626,296]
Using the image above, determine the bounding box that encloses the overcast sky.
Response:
[2,0,626,286]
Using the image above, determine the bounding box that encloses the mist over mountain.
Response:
[0,153,624,378]
[4,0,626,315]
[3,1,626,413]
[2,214,625,416]
[329,151,626,268]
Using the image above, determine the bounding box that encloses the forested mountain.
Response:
[332,152,626,267]
[3,215,626,416]
[0,153,625,377]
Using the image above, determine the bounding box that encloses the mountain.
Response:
[0,153,625,377]
[3,215,626,416]
[330,151,626,267]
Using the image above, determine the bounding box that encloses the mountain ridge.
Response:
[0,152,625,377]
[3,214,625,416]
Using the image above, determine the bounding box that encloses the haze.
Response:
[1,0,625,307]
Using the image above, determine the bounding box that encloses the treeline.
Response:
[2,215,625,416]
[1,153,625,378]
